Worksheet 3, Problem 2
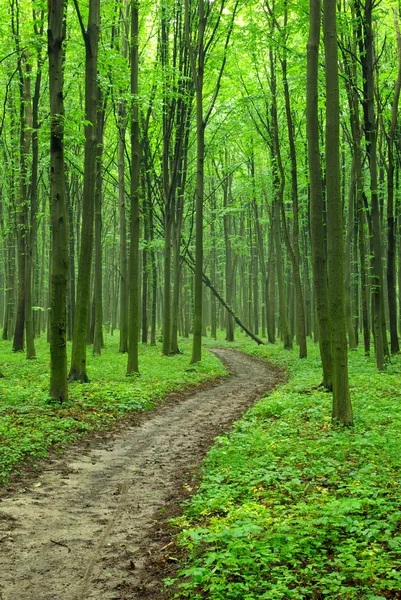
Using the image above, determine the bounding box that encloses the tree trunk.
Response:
[69,0,100,382]
[13,56,32,352]
[189,0,205,363]
[48,0,68,402]
[26,46,43,359]
[281,37,307,358]
[386,9,401,354]
[127,1,140,375]
[184,255,264,346]
[118,112,128,352]
[344,158,357,349]
[323,0,353,424]
[267,222,276,344]
[269,48,292,350]
[356,0,387,369]
[306,0,332,388]
[93,87,105,355]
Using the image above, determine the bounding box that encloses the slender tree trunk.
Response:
[306,0,332,388]
[67,178,76,337]
[281,36,307,358]
[267,222,276,344]
[48,0,68,402]
[273,198,291,349]
[26,48,43,359]
[356,0,386,369]
[149,202,157,346]
[13,57,32,352]
[270,48,291,350]
[38,195,46,336]
[344,158,357,349]
[93,88,105,355]
[210,199,217,340]
[118,113,128,352]
[223,168,234,342]
[323,0,353,424]
[252,225,259,335]
[386,9,401,354]
[127,1,140,375]
[69,0,100,382]
[142,195,149,344]
[190,0,205,363]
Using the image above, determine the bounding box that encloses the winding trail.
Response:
[0,349,284,600]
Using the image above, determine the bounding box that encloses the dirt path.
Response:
[0,349,284,600]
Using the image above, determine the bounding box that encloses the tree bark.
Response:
[306,0,332,388]
[13,54,32,353]
[127,0,140,376]
[48,0,68,402]
[356,0,387,369]
[323,0,353,425]
[69,0,100,382]
[93,87,105,355]
[386,8,401,354]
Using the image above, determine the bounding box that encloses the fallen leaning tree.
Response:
[183,253,265,346]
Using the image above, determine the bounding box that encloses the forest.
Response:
[1,0,401,598]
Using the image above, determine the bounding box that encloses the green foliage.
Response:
[167,339,401,599]
[0,334,227,485]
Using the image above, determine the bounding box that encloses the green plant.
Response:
[0,334,227,484]
[168,336,401,599]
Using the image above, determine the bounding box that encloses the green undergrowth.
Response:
[0,334,227,485]
[167,336,401,600]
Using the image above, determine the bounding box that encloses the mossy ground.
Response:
[0,334,227,485]
[168,334,401,600]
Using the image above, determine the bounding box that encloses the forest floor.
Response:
[0,348,285,600]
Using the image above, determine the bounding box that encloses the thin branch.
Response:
[73,0,87,40]
[204,1,239,125]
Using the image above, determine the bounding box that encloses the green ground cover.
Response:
[0,334,227,485]
[168,337,401,600]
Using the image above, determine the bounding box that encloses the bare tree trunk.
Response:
[93,87,105,355]
[69,0,100,382]
[13,52,32,352]
[48,0,68,402]
[323,0,353,424]
[386,9,401,354]
[356,0,387,369]
[306,0,332,388]
[344,158,357,349]
[127,1,140,375]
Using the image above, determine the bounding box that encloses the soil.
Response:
[0,348,285,600]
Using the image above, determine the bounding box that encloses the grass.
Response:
[167,334,401,600]
[0,333,227,485]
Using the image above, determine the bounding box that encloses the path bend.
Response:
[0,348,284,600]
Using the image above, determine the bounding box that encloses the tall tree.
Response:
[126,0,140,376]
[11,0,31,353]
[185,0,238,363]
[48,0,68,402]
[323,0,353,424]
[117,0,129,354]
[68,0,100,382]
[25,9,44,360]
[306,0,332,389]
[385,7,401,354]
[355,0,388,369]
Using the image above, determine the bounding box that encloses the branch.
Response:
[204,1,239,125]
[72,0,87,40]
[183,251,265,345]
[184,0,197,84]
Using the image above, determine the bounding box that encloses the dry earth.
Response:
[0,348,285,600]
